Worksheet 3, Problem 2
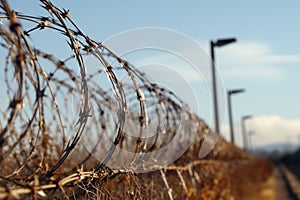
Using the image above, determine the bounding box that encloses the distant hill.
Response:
[253,143,299,153]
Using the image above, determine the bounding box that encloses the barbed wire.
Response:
[0,0,252,199]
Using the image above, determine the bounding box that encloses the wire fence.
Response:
[0,0,255,199]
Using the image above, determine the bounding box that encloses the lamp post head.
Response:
[214,38,237,47]
[228,88,245,95]
[242,115,252,121]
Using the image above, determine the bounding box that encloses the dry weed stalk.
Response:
[0,0,213,199]
[0,0,259,199]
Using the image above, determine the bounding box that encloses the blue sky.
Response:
[8,1,300,148]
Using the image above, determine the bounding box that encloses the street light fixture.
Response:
[241,115,252,151]
[214,38,237,47]
[210,37,237,134]
[248,131,255,153]
[227,89,245,143]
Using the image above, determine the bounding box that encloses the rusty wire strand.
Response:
[0,0,244,199]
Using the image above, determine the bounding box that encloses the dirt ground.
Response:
[245,172,275,200]
[237,167,293,200]
[226,158,273,200]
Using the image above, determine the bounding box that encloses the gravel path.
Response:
[247,167,298,200]
[256,166,300,200]
[274,168,293,200]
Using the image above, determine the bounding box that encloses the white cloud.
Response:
[126,40,298,87]
[118,40,300,82]
[223,42,270,59]
[219,115,300,150]
[217,41,300,80]
[222,41,300,64]
[246,115,300,147]
[225,65,284,79]
[262,54,300,63]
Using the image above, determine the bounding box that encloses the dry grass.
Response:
[0,1,273,199]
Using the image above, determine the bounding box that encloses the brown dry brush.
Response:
[0,1,272,199]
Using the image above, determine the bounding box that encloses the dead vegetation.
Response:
[0,0,273,199]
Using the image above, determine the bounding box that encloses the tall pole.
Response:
[248,131,255,153]
[241,119,247,150]
[227,89,245,143]
[210,41,219,134]
[228,92,234,142]
[210,38,237,134]
[241,115,252,151]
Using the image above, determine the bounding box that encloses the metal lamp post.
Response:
[241,115,252,151]
[248,131,255,152]
[227,89,245,143]
[210,38,237,134]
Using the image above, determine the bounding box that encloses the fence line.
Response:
[0,0,248,199]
